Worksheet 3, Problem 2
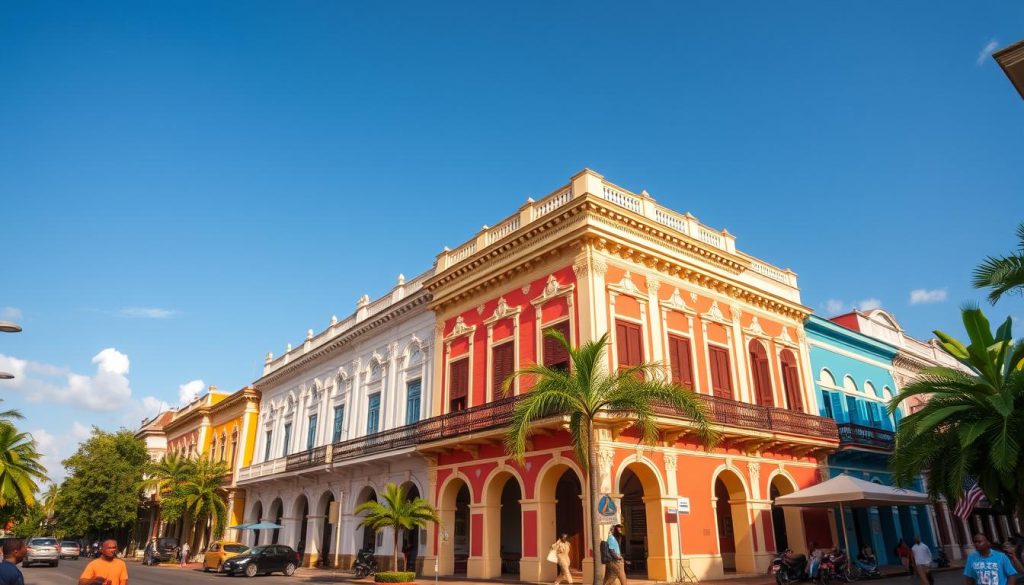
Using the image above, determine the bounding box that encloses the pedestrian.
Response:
[896,539,912,576]
[78,539,128,585]
[179,542,191,567]
[912,536,933,585]
[1003,539,1024,575]
[602,524,627,585]
[965,533,1018,585]
[808,541,825,579]
[551,533,572,585]
[0,539,27,585]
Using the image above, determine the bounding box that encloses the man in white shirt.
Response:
[912,536,934,585]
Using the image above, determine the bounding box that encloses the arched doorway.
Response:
[714,470,753,574]
[294,495,309,557]
[454,485,470,575]
[534,463,587,583]
[249,501,264,547]
[269,498,284,544]
[355,487,379,555]
[318,492,335,568]
[482,472,523,578]
[437,477,472,577]
[618,463,668,580]
[769,475,805,554]
[401,483,421,573]
[555,471,583,573]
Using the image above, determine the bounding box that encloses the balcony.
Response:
[236,457,287,483]
[837,422,894,451]
[285,445,329,471]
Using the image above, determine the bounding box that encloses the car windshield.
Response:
[31,539,58,546]
[158,538,177,547]
[224,545,249,553]
[61,541,78,547]
[248,546,268,555]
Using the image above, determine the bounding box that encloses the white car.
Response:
[24,537,60,567]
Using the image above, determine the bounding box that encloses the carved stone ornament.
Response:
[665,288,688,311]
[616,271,641,295]
[779,327,795,344]
[748,461,761,487]
[544,275,560,298]
[572,259,589,279]
[490,297,519,321]
[664,453,678,471]
[521,284,532,295]
[689,291,698,303]
[592,256,608,276]
[704,300,729,323]
[647,278,661,294]
[598,448,615,472]
[747,316,765,337]
[451,315,474,337]
[476,305,485,316]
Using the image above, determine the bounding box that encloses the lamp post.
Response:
[0,320,21,380]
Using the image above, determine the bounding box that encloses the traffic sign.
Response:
[597,494,619,524]
[677,497,690,514]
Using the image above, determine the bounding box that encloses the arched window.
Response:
[748,340,774,407]
[779,349,803,412]
[219,433,227,462]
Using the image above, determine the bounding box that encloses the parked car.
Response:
[24,537,60,567]
[204,541,249,572]
[59,541,81,559]
[222,545,300,577]
[143,537,179,565]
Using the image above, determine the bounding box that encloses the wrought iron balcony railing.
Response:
[837,422,894,450]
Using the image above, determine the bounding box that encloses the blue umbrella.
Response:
[228,523,253,530]
[244,521,284,530]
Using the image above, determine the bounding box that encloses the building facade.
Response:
[417,169,840,582]
[805,315,935,564]
[133,410,175,552]
[204,386,261,542]
[236,272,435,570]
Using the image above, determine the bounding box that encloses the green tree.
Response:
[973,223,1024,304]
[0,423,48,508]
[55,428,149,538]
[142,452,194,498]
[354,482,439,572]
[503,331,718,585]
[0,399,25,426]
[889,307,1024,516]
[160,458,229,549]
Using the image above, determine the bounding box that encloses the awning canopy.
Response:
[774,474,931,508]
[241,521,284,530]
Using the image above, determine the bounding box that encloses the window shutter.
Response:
[616,321,644,369]
[543,321,571,369]
[782,362,803,412]
[449,359,469,399]
[830,392,845,423]
[668,335,694,387]
[709,347,733,398]
[492,341,515,399]
[748,342,773,406]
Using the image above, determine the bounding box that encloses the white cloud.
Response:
[30,427,67,484]
[178,379,205,405]
[70,421,92,441]
[119,307,178,319]
[977,39,999,66]
[824,299,846,314]
[2,348,143,413]
[854,298,883,311]
[909,288,948,305]
[0,307,22,321]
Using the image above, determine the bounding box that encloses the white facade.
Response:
[237,271,435,569]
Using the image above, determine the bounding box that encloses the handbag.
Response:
[546,547,559,564]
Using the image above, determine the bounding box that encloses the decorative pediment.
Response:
[485,296,521,324]
[703,300,731,324]
[450,315,475,337]
[608,270,644,297]
[661,287,695,314]
[745,316,766,337]
[776,326,797,347]
[532,274,574,306]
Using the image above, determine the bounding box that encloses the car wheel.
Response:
[245,564,258,578]
[284,563,296,577]
[204,564,211,573]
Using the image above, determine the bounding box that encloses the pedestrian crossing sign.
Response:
[597,494,618,524]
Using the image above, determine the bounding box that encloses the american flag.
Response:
[953,478,984,521]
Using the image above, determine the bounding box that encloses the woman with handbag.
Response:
[550,534,572,585]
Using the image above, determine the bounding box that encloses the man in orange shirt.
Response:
[78,540,127,585]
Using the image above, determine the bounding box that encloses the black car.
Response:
[222,545,300,577]
[143,537,179,565]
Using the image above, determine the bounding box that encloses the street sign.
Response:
[328,501,341,524]
[597,494,619,524]
[677,497,690,515]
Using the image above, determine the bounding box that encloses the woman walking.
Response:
[551,534,573,585]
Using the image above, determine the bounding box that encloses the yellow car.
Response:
[204,541,250,572]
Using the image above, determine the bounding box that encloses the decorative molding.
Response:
[745,316,766,337]
[703,300,730,324]
[647,277,661,294]
[572,258,589,279]
[662,287,694,313]
[521,284,531,295]
[779,327,795,345]
[476,305,485,316]
[689,291,698,303]
[532,275,574,306]
[614,271,641,295]
[485,296,521,324]
[748,461,761,489]
[449,316,475,338]
[592,255,608,277]
[664,453,677,472]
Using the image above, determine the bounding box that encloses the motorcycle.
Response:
[853,555,882,580]
[819,550,858,585]
[769,549,807,585]
[353,548,378,578]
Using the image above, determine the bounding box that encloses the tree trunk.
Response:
[587,420,603,585]
[394,528,401,572]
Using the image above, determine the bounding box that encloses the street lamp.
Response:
[0,320,21,379]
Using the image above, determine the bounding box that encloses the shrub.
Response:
[374,571,416,583]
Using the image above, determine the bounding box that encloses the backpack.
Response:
[600,541,612,564]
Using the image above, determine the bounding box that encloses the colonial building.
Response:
[236,272,435,570]
[205,386,261,542]
[133,410,175,552]
[830,308,1022,559]
[804,315,935,564]
[417,169,840,582]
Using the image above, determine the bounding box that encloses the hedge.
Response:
[374,571,416,583]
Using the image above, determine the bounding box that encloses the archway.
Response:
[400,483,421,573]
[714,469,753,574]
[318,491,335,568]
[249,501,264,547]
[482,471,523,578]
[618,462,668,580]
[269,498,284,544]
[769,475,805,554]
[533,462,587,583]
[294,494,310,557]
[355,487,379,555]
[437,477,472,576]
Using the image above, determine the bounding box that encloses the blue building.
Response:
[804,315,935,565]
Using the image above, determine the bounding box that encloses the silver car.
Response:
[24,537,60,567]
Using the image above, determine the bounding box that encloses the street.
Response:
[19,558,312,585]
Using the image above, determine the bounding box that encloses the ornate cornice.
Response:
[256,291,432,388]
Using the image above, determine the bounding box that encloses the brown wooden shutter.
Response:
[749,341,774,407]
[543,320,571,370]
[668,335,694,387]
[616,320,644,370]
[709,346,733,399]
[449,358,469,411]
[491,341,515,399]
[780,350,803,411]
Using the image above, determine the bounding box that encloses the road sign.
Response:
[677,497,690,515]
[597,494,619,524]
[328,501,341,524]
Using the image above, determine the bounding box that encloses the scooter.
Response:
[353,548,378,578]
[769,549,807,585]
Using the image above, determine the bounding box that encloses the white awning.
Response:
[773,474,931,508]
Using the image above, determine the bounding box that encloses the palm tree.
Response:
[504,330,717,585]
[0,399,24,426]
[973,222,1024,304]
[41,482,59,521]
[889,307,1024,516]
[169,458,230,550]
[142,452,194,498]
[0,424,48,507]
[354,482,439,572]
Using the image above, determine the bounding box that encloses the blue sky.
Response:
[1,1,1022,482]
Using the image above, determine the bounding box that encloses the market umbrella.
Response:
[244,521,284,530]
[773,474,931,557]
[228,523,253,530]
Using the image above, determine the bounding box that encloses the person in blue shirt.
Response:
[602,524,627,585]
[0,538,27,585]
[965,533,1018,585]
